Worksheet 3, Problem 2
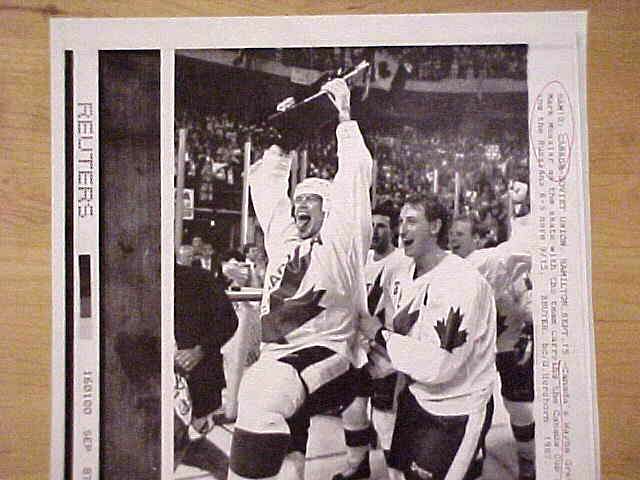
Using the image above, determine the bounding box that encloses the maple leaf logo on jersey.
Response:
[267,245,310,300]
[261,244,327,343]
[367,268,384,317]
[434,307,467,353]
[393,287,428,336]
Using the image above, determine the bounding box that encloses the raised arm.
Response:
[322,79,374,258]
[248,146,295,258]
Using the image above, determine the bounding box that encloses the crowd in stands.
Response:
[176,108,529,248]
[244,45,527,81]
[408,45,528,81]
[306,122,529,245]
[176,111,280,203]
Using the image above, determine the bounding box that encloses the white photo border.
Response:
[50,11,595,480]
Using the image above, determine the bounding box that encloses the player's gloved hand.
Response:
[321,78,351,122]
[366,342,395,379]
[514,323,533,366]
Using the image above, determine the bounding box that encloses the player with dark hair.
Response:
[360,192,497,480]
[227,78,373,480]
[334,204,409,480]
[449,214,535,480]
[448,214,483,259]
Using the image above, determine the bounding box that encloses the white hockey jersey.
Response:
[467,215,533,352]
[364,248,410,329]
[382,253,497,415]
[249,121,373,363]
[467,248,531,352]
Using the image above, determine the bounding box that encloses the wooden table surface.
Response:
[1,1,638,479]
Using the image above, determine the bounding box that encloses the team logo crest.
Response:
[261,243,326,342]
[434,306,468,352]
[393,287,428,336]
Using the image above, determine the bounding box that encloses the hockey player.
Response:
[335,206,409,480]
[360,193,497,480]
[449,214,535,480]
[227,78,373,480]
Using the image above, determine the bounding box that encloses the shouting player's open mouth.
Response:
[402,236,416,256]
[296,212,311,230]
[296,211,323,239]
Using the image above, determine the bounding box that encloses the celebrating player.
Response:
[227,78,373,480]
[361,193,497,480]
[449,214,535,480]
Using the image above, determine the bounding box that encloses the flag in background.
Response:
[372,49,400,91]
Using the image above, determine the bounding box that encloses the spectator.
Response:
[174,244,239,469]
[242,243,267,288]
[220,249,251,289]
[177,96,529,256]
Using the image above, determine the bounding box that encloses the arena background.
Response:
[174,47,529,250]
[174,45,530,480]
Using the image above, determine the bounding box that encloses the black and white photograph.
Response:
[172,44,534,480]
[50,13,596,480]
